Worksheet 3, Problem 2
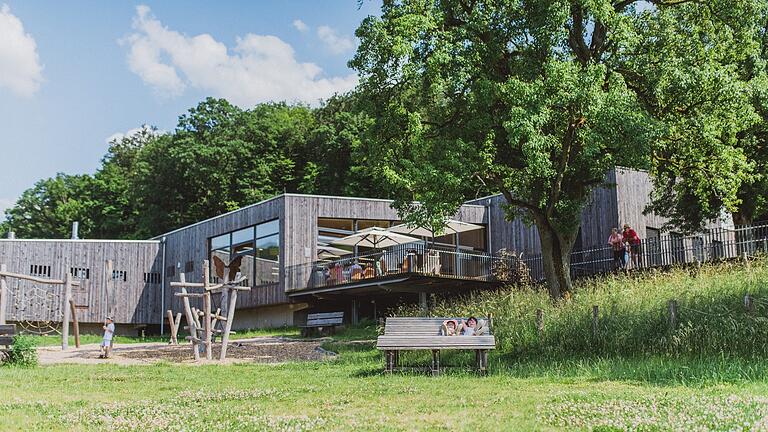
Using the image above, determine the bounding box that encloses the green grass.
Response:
[1,342,767,431]
[395,257,768,359]
[2,260,768,430]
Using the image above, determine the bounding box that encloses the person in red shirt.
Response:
[622,224,641,269]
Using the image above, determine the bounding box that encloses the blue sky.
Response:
[0,1,380,213]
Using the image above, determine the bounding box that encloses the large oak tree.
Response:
[351,0,765,298]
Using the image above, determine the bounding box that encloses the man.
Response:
[99,317,115,359]
[607,227,625,270]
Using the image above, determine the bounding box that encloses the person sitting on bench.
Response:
[459,317,478,336]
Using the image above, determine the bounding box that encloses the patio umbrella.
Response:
[331,226,420,249]
[317,245,352,260]
[389,219,483,237]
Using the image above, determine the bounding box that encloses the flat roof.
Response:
[0,238,160,244]
[152,192,488,239]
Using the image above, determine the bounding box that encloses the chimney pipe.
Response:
[71,222,79,240]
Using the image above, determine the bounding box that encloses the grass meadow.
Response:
[2,259,768,431]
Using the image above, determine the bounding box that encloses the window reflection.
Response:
[208,219,280,287]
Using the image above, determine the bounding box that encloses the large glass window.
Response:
[208,219,280,286]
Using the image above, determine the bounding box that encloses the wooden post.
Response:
[202,259,212,359]
[203,293,212,360]
[419,292,428,316]
[166,310,178,344]
[745,294,755,314]
[62,273,72,350]
[668,300,677,331]
[220,287,238,360]
[743,251,750,269]
[535,309,543,338]
[591,305,599,338]
[211,307,221,332]
[0,264,7,325]
[179,273,200,361]
[69,299,80,348]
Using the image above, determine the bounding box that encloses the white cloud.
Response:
[105,124,162,144]
[0,198,15,215]
[317,25,355,55]
[122,6,358,106]
[0,4,43,97]
[292,19,308,33]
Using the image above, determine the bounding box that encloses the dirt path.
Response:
[38,337,336,366]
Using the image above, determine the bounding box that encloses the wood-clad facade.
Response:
[467,167,732,258]
[0,240,162,325]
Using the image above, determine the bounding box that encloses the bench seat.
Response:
[300,312,344,336]
[376,317,495,374]
[377,335,495,350]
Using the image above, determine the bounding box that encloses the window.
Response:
[29,265,51,278]
[645,227,662,267]
[207,219,281,287]
[356,219,391,231]
[70,267,90,279]
[166,265,176,278]
[144,272,161,284]
[459,226,488,252]
[112,270,127,282]
[184,261,194,273]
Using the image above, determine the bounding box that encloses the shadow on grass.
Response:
[326,340,768,385]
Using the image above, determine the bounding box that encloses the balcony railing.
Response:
[285,243,506,292]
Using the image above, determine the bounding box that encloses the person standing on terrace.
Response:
[608,228,625,270]
[622,224,641,269]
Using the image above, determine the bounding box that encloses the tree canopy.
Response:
[1,96,387,239]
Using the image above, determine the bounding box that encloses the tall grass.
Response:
[394,258,768,358]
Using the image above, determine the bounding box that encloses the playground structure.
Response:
[167,259,251,362]
[0,263,82,350]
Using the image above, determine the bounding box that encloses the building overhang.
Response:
[286,274,503,300]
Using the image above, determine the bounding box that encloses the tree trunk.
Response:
[534,216,579,299]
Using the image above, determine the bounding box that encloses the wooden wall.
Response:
[160,195,287,314]
[0,240,162,325]
[469,167,736,259]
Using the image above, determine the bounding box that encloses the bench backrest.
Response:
[306,312,344,326]
[0,324,16,346]
[383,317,492,336]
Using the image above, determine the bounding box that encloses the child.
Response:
[99,317,115,359]
[460,316,478,336]
[441,319,458,336]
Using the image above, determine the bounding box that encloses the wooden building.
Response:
[0,167,737,332]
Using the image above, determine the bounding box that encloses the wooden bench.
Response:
[377,317,495,375]
[300,312,344,337]
[0,324,16,362]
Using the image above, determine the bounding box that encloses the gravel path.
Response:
[37,337,336,365]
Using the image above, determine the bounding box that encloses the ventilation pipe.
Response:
[71,222,79,240]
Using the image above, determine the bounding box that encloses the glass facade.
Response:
[208,219,280,286]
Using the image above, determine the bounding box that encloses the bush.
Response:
[392,259,768,359]
[3,334,38,367]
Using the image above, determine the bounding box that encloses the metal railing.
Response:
[520,222,768,282]
[284,243,505,292]
[284,222,768,291]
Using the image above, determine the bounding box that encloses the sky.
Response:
[0,1,380,214]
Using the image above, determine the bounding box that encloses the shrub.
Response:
[4,334,38,367]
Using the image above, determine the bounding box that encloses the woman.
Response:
[622,224,641,269]
[607,227,625,270]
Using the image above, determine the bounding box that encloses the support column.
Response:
[419,292,428,316]
[0,264,7,325]
[351,299,359,326]
[62,273,72,350]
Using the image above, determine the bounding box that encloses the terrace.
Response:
[285,243,508,298]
